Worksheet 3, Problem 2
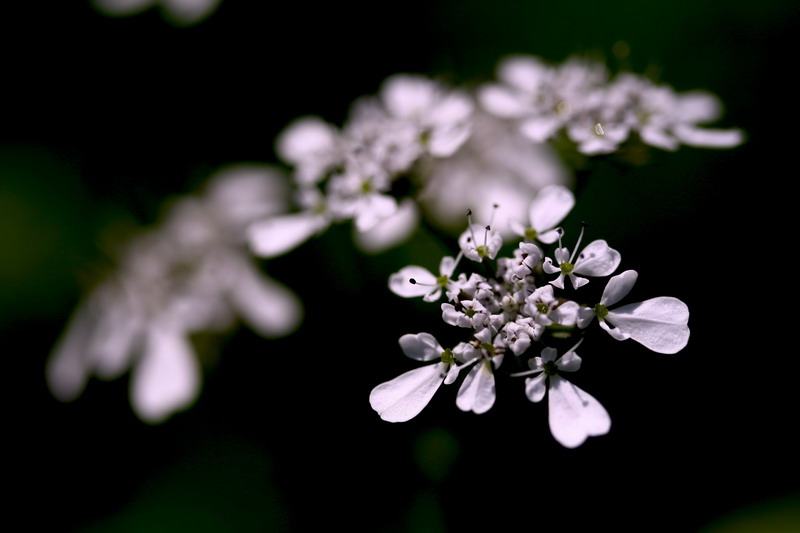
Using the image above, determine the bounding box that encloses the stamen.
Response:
[569,221,588,263]
[466,208,478,244]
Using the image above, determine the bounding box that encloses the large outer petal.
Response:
[548,376,611,448]
[601,270,639,307]
[456,360,496,414]
[369,363,447,422]
[529,185,575,234]
[130,326,201,424]
[573,240,621,277]
[606,297,690,354]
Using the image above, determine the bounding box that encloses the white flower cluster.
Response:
[370,185,690,448]
[46,165,302,423]
[248,54,742,260]
[480,55,745,155]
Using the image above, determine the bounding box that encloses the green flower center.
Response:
[475,245,488,258]
[593,303,609,319]
[543,361,558,376]
[464,308,477,318]
[436,274,449,287]
[536,302,549,314]
[441,349,454,365]
[560,261,574,275]
[524,228,538,240]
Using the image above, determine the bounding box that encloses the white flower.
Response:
[441,299,489,330]
[509,184,576,244]
[502,318,541,355]
[522,285,579,327]
[380,74,474,157]
[543,226,621,289]
[47,166,302,423]
[369,333,461,422]
[389,253,463,302]
[513,340,611,448]
[416,111,570,238]
[458,218,504,262]
[91,0,221,26]
[577,270,690,354]
[510,242,544,279]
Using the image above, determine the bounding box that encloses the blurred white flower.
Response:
[91,0,221,26]
[417,111,571,237]
[47,164,302,423]
[380,74,474,157]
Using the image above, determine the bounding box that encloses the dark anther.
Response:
[409,278,417,284]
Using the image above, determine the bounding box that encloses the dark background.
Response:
[3,1,799,531]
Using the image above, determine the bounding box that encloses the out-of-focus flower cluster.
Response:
[371,185,690,448]
[248,54,742,260]
[47,165,301,423]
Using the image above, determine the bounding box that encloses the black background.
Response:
[3,1,799,531]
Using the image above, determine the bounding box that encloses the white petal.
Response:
[478,85,529,118]
[576,306,596,329]
[568,274,590,290]
[248,212,327,258]
[673,125,745,148]
[381,74,437,119]
[276,116,338,165]
[428,125,472,157]
[354,194,398,233]
[598,318,631,341]
[537,228,562,244]
[228,259,302,337]
[675,91,722,123]
[601,270,639,307]
[46,303,96,402]
[520,116,561,143]
[524,372,547,403]
[130,327,200,424]
[605,297,690,354]
[456,360,496,414]
[369,363,447,422]
[389,266,437,298]
[639,127,679,151]
[573,240,621,277]
[355,198,419,253]
[552,300,579,327]
[528,185,575,234]
[399,333,443,362]
[548,376,611,448]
